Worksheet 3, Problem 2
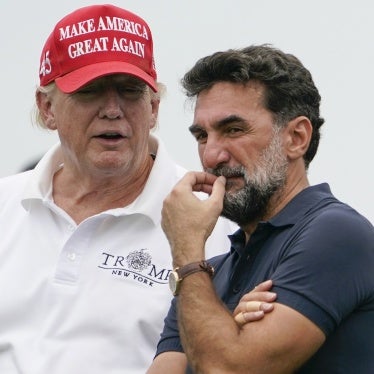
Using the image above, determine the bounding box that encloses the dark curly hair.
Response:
[181,44,325,168]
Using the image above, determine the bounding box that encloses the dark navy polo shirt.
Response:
[156,184,374,373]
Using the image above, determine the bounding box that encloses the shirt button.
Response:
[232,285,241,294]
[67,252,76,261]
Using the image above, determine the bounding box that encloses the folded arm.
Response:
[148,280,277,373]
[177,272,324,373]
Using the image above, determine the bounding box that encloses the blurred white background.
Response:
[1,0,373,223]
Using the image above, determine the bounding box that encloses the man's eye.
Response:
[226,127,244,135]
[75,86,98,95]
[119,86,144,96]
[122,88,138,94]
[194,132,207,142]
[74,84,145,97]
[228,127,241,133]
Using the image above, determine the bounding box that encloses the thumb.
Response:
[210,176,226,204]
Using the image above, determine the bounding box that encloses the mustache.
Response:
[207,166,246,179]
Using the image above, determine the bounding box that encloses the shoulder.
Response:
[274,198,374,304]
[0,172,31,199]
[0,172,32,221]
[301,201,373,248]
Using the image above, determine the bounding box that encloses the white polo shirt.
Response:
[0,136,236,374]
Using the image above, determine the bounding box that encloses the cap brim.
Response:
[55,61,157,93]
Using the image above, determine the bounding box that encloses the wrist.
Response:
[169,260,214,296]
[171,242,206,268]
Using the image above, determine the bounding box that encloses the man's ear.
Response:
[284,116,312,160]
[36,91,56,130]
[149,98,160,130]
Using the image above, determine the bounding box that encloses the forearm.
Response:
[177,271,244,373]
[176,270,324,374]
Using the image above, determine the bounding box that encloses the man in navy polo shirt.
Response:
[147,45,374,373]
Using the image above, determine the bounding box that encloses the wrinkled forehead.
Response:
[194,81,266,116]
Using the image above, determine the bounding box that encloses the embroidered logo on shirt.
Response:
[126,249,152,271]
[98,249,171,287]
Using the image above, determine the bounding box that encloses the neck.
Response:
[52,154,155,224]
[241,173,310,243]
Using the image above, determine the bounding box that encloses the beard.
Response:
[207,129,288,226]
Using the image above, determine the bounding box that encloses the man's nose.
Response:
[99,89,124,119]
[201,138,230,169]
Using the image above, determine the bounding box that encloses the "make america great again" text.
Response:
[59,16,149,59]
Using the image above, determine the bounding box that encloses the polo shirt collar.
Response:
[21,142,63,204]
[269,183,332,227]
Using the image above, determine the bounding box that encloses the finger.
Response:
[178,172,220,195]
[164,172,213,206]
[198,171,219,186]
[180,172,218,192]
[234,311,265,326]
[234,312,246,325]
[209,176,226,202]
[245,301,274,313]
[260,303,274,313]
[253,279,273,292]
[245,301,263,312]
[233,299,275,317]
[239,291,277,304]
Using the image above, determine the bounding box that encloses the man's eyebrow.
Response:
[189,124,203,134]
[189,115,246,134]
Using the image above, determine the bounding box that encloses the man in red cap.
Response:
[0,4,255,374]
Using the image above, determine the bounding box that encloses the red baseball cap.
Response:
[38,4,157,93]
